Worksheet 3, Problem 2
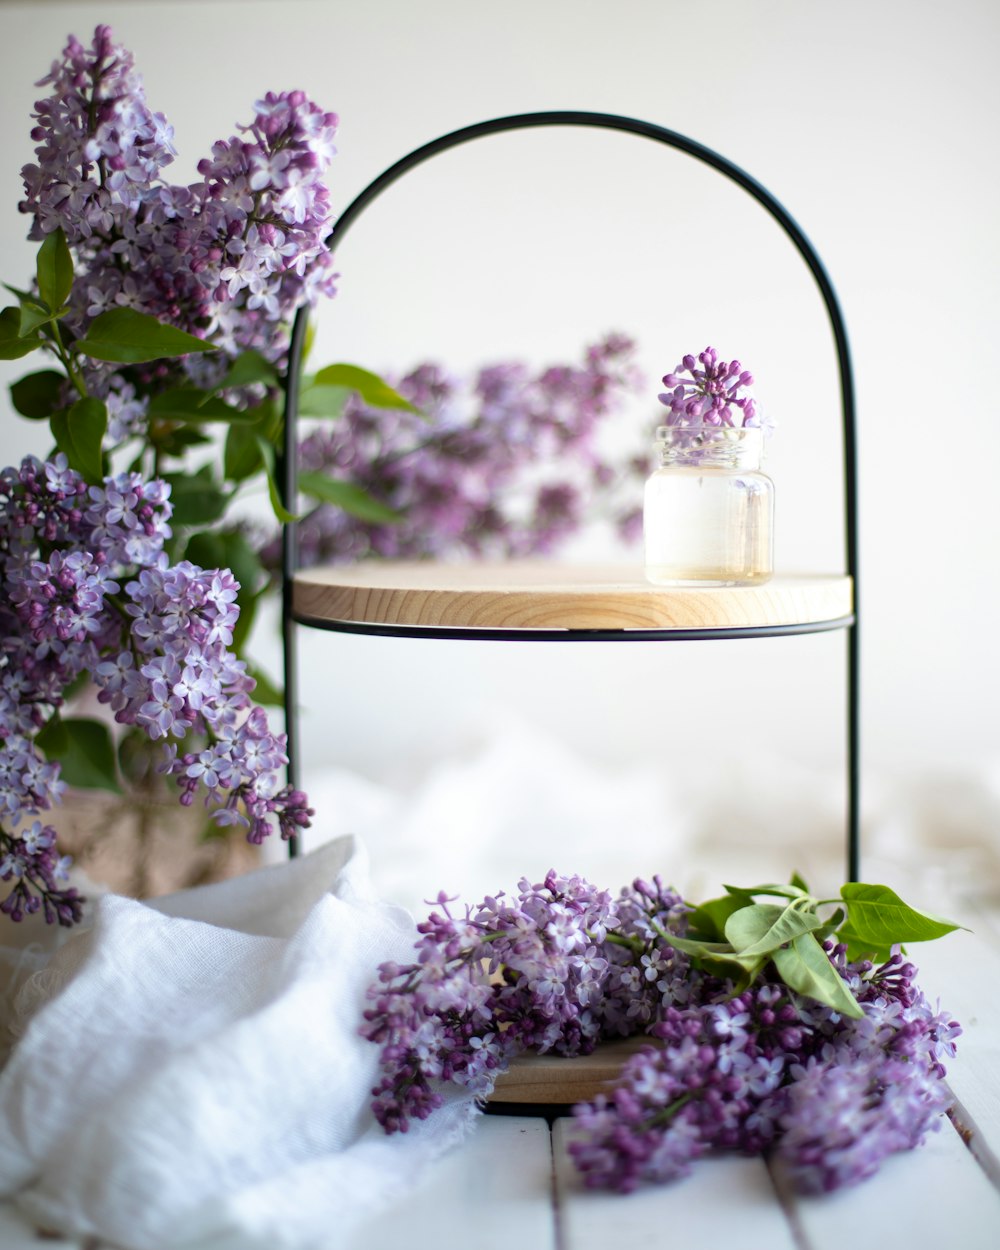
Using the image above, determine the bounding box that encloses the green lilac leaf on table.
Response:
[36,227,73,312]
[835,920,895,965]
[724,882,807,901]
[75,307,217,363]
[839,883,962,946]
[724,901,825,959]
[50,397,107,483]
[772,932,864,1018]
[688,893,748,941]
[35,716,122,794]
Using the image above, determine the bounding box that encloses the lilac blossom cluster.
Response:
[266,335,649,570]
[569,946,958,1193]
[362,873,960,1196]
[20,25,338,434]
[0,454,312,925]
[359,871,689,1132]
[658,346,759,429]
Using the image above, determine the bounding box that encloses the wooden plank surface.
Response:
[775,1119,1000,1250]
[899,901,1000,1188]
[345,1115,556,1250]
[553,1118,800,1250]
[293,561,853,631]
[1,902,997,1249]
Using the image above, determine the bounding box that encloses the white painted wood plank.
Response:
[0,1200,81,1249]
[552,1118,798,1250]
[776,1117,1000,1250]
[901,904,1000,1172]
[344,1115,556,1250]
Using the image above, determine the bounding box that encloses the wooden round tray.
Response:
[488,1035,652,1106]
[293,561,853,633]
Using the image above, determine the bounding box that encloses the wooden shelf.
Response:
[292,561,853,635]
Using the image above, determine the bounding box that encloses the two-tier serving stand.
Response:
[277,112,859,1104]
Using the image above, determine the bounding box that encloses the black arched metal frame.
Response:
[280,111,861,880]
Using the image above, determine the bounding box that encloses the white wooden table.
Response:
[350,901,1000,1249]
[3,901,998,1250]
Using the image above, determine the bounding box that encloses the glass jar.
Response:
[643,425,774,586]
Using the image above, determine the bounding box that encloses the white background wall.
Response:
[1,1,998,813]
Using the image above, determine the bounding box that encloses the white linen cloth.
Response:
[0,836,479,1249]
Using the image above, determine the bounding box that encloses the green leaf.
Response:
[813,906,847,943]
[152,426,214,457]
[772,932,864,1018]
[116,727,159,788]
[161,470,230,526]
[725,901,825,959]
[256,436,299,524]
[312,363,419,412]
[789,870,810,893]
[688,894,749,942]
[0,306,43,358]
[230,589,258,656]
[246,664,283,706]
[35,715,122,794]
[652,930,765,969]
[215,349,279,393]
[298,470,400,524]
[76,308,216,364]
[224,422,265,482]
[19,300,55,337]
[840,883,962,946]
[147,388,263,424]
[724,882,807,900]
[36,227,73,312]
[10,369,67,419]
[184,528,265,598]
[50,397,107,483]
[835,920,895,965]
[296,382,351,419]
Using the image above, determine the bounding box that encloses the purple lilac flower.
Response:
[360,872,691,1133]
[261,334,649,572]
[0,820,82,925]
[568,943,960,1195]
[362,877,960,1198]
[19,27,339,426]
[657,346,758,429]
[0,454,313,925]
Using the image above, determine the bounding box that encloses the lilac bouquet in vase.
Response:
[0,26,371,916]
[1,25,652,921]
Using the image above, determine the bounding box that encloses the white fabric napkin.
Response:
[0,836,478,1249]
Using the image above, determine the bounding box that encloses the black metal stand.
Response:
[279,111,860,880]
